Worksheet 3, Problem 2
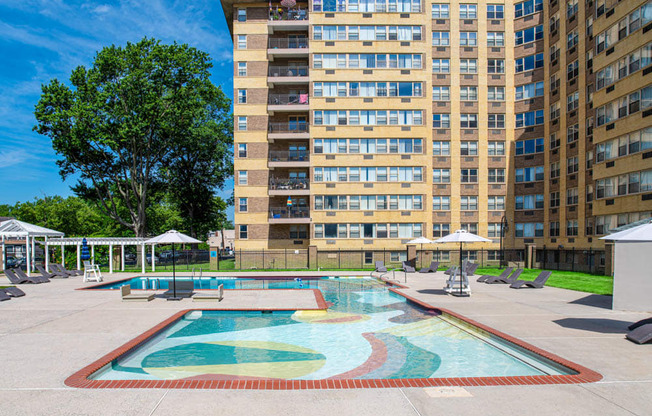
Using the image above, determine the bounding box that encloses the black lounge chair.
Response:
[4,269,30,284]
[486,268,523,284]
[402,261,416,273]
[443,266,455,275]
[163,281,194,298]
[510,271,552,289]
[15,268,49,283]
[626,324,652,344]
[51,264,81,277]
[419,261,439,273]
[3,287,25,297]
[629,317,652,331]
[477,267,514,283]
[374,261,388,273]
[36,265,66,279]
[466,263,479,277]
[0,291,9,301]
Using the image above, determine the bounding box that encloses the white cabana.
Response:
[46,237,149,274]
[0,219,64,276]
[601,219,652,312]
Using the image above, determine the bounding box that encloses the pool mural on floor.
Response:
[88,278,573,382]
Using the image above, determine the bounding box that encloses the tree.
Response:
[34,37,233,237]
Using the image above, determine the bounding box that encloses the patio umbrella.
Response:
[145,230,202,301]
[435,230,491,296]
[80,238,90,261]
[407,236,434,265]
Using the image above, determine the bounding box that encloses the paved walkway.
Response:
[0,271,650,416]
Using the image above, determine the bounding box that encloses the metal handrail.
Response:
[269,150,309,161]
[268,122,309,133]
[269,38,308,49]
[268,93,309,105]
[269,9,309,21]
[268,66,309,77]
[269,177,309,190]
[269,207,310,218]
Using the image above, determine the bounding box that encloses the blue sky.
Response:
[0,0,235,220]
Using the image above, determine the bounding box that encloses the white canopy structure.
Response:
[0,219,65,276]
[46,237,149,274]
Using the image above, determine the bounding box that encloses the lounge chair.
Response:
[83,261,103,282]
[121,285,155,302]
[14,268,49,283]
[477,267,514,283]
[443,265,456,275]
[486,268,523,284]
[402,261,416,273]
[373,261,388,273]
[465,263,479,276]
[419,261,439,273]
[629,317,652,331]
[0,291,9,301]
[510,271,553,289]
[626,324,652,344]
[163,280,194,298]
[37,265,66,279]
[3,287,25,297]
[4,269,30,284]
[51,264,79,277]
[193,284,224,302]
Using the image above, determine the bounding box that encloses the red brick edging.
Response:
[65,284,602,389]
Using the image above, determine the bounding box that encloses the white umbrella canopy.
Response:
[600,220,652,242]
[144,230,202,244]
[407,236,435,245]
[434,229,491,244]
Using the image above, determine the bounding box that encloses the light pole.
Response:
[500,215,509,268]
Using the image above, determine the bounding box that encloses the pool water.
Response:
[90,278,573,381]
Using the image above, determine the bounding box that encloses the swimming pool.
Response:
[72,277,600,388]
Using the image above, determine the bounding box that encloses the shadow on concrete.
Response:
[553,318,631,334]
[416,289,448,296]
[569,294,613,310]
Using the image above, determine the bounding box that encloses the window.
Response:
[567,0,578,18]
[460,86,478,101]
[432,86,451,101]
[515,166,544,182]
[567,60,579,81]
[461,169,478,183]
[515,110,544,127]
[567,157,579,175]
[433,114,450,128]
[567,29,579,49]
[515,82,544,100]
[596,86,652,126]
[488,168,505,183]
[237,8,246,22]
[550,222,560,237]
[488,86,505,101]
[432,59,450,73]
[238,171,248,185]
[460,196,478,211]
[515,0,543,18]
[238,143,247,158]
[550,102,560,121]
[567,188,579,205]
[432,31,450,46]
[459,4,477,19]
[488,59,505,74]
[238,116,247,131]
[432,196,451,210]
[433,141,450,155]
[516,138,544,155]
[238,89,247,104]
[567,92,579,112]
[567,124,579,143]
[488,141,505,155]
[290,225,308,239]
[239,198,248,212]
[550,191,560,207]
[432,4,450,18]
[515,53,544,73]
[487,32,505,46]
[550,133,560,149]
[596,42,652,90]
[487,4,504,19]
[237,62,247,76]
[460,223,478,234]
[237,35,246,49]
[433,223,450,238]
[515,223,544,237]
[239,225,248,239]
[515,25,543,45]
[488,196,505,210]
[566,220,578,236]
[515,195,544,210]
[433,169,451,183]
[488,223,502,238]
[460,59,477,73]
[550,162,560,179]
[460,141,478,155]
[460,114,478,128]
[488,114,505,129]
[460,32,477,46]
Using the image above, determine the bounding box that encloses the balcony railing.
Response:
[269,207,310,219]
[269,38,309,49]
[269,177,309,190]
[269,93,309,106]
[268,122,309,133]
[269,151,309,162]
[269,9,308,21]
[268,65,309,77]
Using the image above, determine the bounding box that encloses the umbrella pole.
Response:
[173,244,176,298]
[460,241,463,295]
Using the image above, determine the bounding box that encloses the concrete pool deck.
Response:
[0,271,650,415]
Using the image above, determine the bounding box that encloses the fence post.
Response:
[262,248,265,270]
[361,250,364,270]
[285,248,287,269]
[589,248,593,274]
[338,248,341,269]
[542,246,546,270]
[571,247,575,272]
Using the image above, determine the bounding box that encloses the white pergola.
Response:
[0,219,65,276]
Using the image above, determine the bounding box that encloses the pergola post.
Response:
[31,236,35,272]
[26,236,31,276]
[61,244,65,267]
[91,245,95,264]
[151,244,156,272]
[45,236,49,271]
[77,244,81,270]
[109,244,114,274]
[121,244,125,271]
[1,235,5,271]
[141,244,146,274]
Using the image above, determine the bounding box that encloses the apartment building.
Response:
[224,0,652,260]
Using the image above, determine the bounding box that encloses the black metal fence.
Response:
[534,247,605,274]
[234,249,309,270]
[415,248,526,269]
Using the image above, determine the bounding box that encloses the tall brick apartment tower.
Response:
[223,0,652,267]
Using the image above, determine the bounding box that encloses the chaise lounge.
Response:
[4,269,30,284]
[486,268,523,284]
[120,285,155,302]
[402,261,416,273]
[163,280,194,298]
[4,287,25,297]
[626,324,652,344]
[477,267,513,283]
[419,261,439,273]
[509,271,553,289]
[192,284,224,302]
[36,265,66,279]
[14,268,49,283]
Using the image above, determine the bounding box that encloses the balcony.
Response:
[269,207,311,224]
[268,122,309,140]
[268,93,309,113]
[268,65,309,86]
[268,9,309,33]
[269,177,310,196]
[269,151,310,168]
[268,38,309,58]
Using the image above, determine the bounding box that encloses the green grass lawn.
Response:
[474,267,613,295]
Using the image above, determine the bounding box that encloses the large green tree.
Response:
[34,38,232,237]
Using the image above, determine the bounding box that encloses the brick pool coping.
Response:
[65,280,602,389]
